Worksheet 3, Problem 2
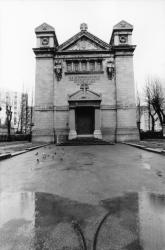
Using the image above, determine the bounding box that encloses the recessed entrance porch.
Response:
[76,107,94,136]
[68,86,102,140]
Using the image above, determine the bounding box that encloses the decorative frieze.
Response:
[68,75,101,85]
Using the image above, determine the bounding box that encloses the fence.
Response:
[140,130,163,140]
[0,134,31,142]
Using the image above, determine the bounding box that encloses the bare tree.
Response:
[145,84,157,131]
[144,77,165,131]
[136,90,142,132]
[6,104,12,137]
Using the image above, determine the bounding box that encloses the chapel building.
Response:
[33,21,139,143]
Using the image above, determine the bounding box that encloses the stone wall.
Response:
[115,55,139,141]
[33,57,55,142]
[33,21,139,143]
[53,56,117,142]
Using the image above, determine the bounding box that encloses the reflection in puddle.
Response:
[0,191,165,249]
[139,192,165,250]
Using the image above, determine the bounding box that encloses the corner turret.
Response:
[34,22,58,49]
[110,20,133,46]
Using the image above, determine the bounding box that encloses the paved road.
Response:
[0,143,165,198]
[0,144,165,249]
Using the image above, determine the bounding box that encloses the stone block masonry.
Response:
[33,21,139,143]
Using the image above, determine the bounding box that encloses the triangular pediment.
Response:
[35,22,55,33]
[67,37,103,51]
[113,20,133,31]
[58,31,109,51]
[68,89,101,101]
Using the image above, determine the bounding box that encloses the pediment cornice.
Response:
[58,31,110,52]
[68,89,102,102]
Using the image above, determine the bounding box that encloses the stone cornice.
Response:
[34,103,136,111]
[65,71,104,75]
[55,54,113,59]
[35,104,54,111]
[101,105,116,110]
[56,50,111,55]
[101,104,136,110]
[112,45,136,56]
[117,104,136,109]
[33,47,55,57]
[58,31,110,51]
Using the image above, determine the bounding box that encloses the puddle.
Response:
[0,191,165,249]
[142,163,151,170]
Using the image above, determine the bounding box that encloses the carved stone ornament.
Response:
[106,60,115,80]
[120,21,126,28]
[119,35,127,44]
[80,23,88,32]
[54,60,62,81]
[41,37,49,46]
[42,23,48,30]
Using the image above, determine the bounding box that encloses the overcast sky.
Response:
[0,0,165,96]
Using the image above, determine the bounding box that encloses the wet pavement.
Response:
[0,144,165,249]
[1,191,165,249]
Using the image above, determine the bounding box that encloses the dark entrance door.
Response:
[76,107,94,135]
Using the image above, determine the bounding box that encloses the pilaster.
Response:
[68,109,77,139]
[32,23,58,143]
[110,20,139,141]
[94,108,102,139]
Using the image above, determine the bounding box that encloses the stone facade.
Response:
[33,20,139,143]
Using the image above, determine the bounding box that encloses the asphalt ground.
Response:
[0,144,165,249]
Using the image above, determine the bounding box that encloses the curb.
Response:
[124,142,165,155]
[0,144,50,161]
[0,153,12,160]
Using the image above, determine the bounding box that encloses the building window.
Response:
[66,62,72,72]
[81,61,87,71]
[97,61,102,71]
[74,61,79,72]
[89,61,95,71]
[65,59,103,73]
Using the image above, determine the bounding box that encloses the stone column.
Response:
[87,60,90,71]
[94,108,102,139]
[69,109,77,140]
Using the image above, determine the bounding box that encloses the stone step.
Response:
[57,137,114,146]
